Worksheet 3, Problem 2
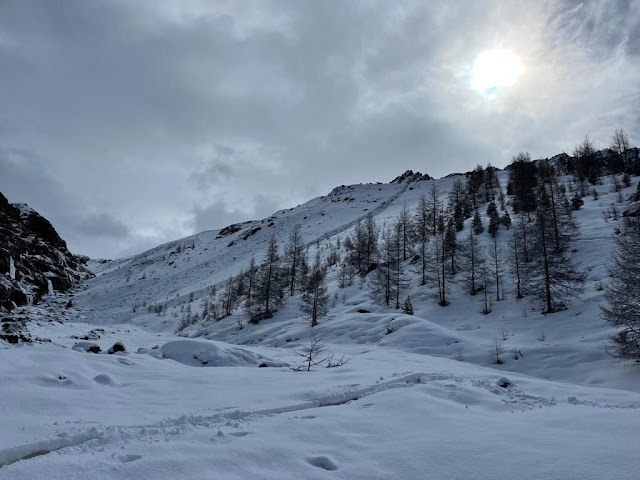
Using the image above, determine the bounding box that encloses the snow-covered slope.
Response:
[75,180,410,321]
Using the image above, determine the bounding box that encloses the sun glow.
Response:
[471,49,522,96]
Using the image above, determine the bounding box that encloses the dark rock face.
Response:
[390,170,432,184]
[0,192,93,311]
[1,317,31,343]
[107,342,126,354]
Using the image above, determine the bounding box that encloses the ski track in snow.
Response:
[2,370,637,468]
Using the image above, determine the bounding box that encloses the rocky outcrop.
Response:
[390,170,432,184]
[0,192,92,311]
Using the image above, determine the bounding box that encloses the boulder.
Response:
[107,342,126,354]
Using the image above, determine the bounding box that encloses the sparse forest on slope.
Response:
[66,130,640,372]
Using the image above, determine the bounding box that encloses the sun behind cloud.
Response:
[471,49,523,96]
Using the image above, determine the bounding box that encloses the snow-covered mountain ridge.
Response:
[76,180,412,320]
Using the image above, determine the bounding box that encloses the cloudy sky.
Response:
[1,0,638,258]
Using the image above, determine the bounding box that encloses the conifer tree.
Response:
[434,211,449,306]
[444,217,459,275]
[427,183,440,235]
[462,224,483,295]
[301,269,329,327]
[472,209,484,235]
[507,152,537,218]
[284,225,305,296]
[347,220,366,274]
[349,214,379,275]
[501,211,512,229]
[467,165,484,210]
[448,178,468,231]
[338,261,355,288]
[402,296,414,315]
[221,276,238,317]
[510,226,524,299]
[414,194,430,285]
[573,136,599,196]
[391,218,410,309]
[250,235,283,322]
[602,215,640,359]
[399,202,413,261]
[526,186,586,313]
[489,234,505,302]
[487,201,501,237]
[364,213,379,272]
[484,163,499,201]
[610,128,630,173]
[370,226,393,306]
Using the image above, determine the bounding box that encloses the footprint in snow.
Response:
[307,456,339,471]
[93,374,116,386]
[118,454,142,463]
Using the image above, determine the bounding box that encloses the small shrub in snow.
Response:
[501,327,509,341]
[489,338,504,364]
[326,354,349,368]
[293,335,328,372]
[292,335,348,371]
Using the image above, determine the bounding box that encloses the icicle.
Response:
[26,294,33,306]
[9,257,16,280]
[47,279,54,296]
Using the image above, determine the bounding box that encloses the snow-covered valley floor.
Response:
[1,301,639,479]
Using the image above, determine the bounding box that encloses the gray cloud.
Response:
[77,213,131,238]
[0,0,638,258]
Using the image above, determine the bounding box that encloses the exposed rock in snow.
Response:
[107,342,126,354]
[390,170,432,184]
[72,341,101,353]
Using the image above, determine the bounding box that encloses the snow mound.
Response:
[157,339,285,367]
[71,341,101,353]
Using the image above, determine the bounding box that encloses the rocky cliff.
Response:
[0,192,92,311]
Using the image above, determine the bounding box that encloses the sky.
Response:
[1,0,639,259]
